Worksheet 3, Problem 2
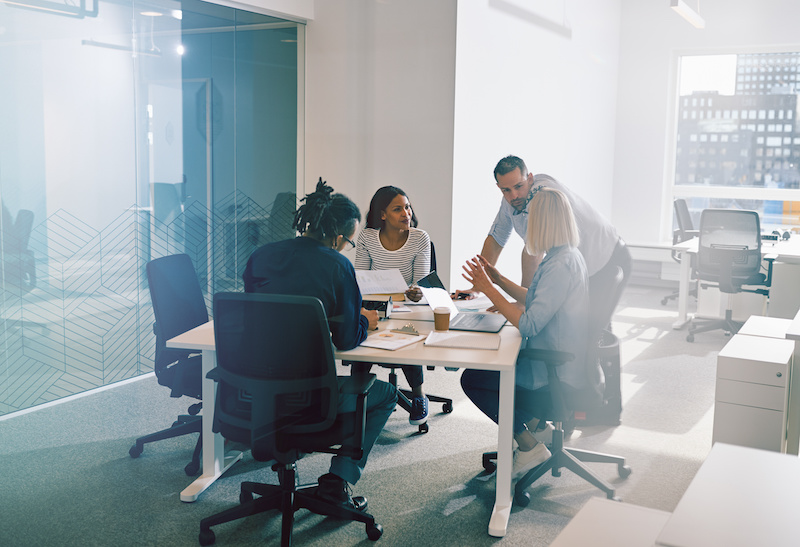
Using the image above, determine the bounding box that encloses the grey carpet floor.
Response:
[0,283,726,546]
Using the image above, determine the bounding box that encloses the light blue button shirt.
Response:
[515,245,589,392]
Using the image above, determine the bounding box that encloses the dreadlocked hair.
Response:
[293,177,361,241]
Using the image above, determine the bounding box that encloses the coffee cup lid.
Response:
[433,306,450,314]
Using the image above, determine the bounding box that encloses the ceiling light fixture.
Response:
[671,0,705,29]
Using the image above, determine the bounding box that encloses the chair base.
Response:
[199,463,382,546]
[129,410,202,476]
[482,427,631,505]
[662,282,698,306]
[686,308,741,342]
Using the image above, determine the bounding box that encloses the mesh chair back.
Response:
[211,293,340,459]
[674,198,694,236]
[696,209,762,291]
[146,254,209,371]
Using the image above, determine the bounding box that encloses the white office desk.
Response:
[656,443,800,547]
[672,237,800,329]
[167,322,244,502]
[335,318,522,538]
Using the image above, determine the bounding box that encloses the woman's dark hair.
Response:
[365,186,419,230]
[293,177,361,241]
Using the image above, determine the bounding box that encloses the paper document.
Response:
[424,331,501,350]
[360,329,426,351]
[356,269,408,295]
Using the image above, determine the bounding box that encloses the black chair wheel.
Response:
[661,297,669,305]
[482,453,497,473]
[185,461,200,476]
[618,464,632,479]
[442,402,453,413]
[418,422,429,434]
[686,334,694,343]
[240,490,253,504]
[366,523,383,541]
[198,528,215,546]
[514,490,531,507]
[129,445,142,458]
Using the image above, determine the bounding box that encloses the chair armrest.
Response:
[339,372,377,395]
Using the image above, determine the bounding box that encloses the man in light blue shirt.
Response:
[466,155,631,291]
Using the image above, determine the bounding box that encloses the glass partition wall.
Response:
[0,0,301,416]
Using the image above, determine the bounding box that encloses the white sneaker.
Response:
[533,421,555,446]
[512,442,551,479]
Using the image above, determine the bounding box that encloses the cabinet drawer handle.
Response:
[777,372,783,378]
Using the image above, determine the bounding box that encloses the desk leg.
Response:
[673,249,692,330]
[180,349,243,503]
[488,367,515,537]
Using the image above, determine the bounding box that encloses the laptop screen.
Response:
[416,271,459,318]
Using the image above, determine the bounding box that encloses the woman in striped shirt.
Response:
[354,186,432,425]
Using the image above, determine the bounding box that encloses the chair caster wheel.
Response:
[185,461,200,476]
[618,464,632,479]
[686,334,694,342]
[661,298,669,305]
[199,528,215,546]
[366,522,383,541]
[129,445,142,458]
[514,491,531,507]
[442,402,453,413]
[482,453,497,473]
[418,422,429,434]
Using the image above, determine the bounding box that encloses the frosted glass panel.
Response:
[0,0,300,416]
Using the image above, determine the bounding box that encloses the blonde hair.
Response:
[525,187,579,256]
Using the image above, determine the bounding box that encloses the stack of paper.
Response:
[424,331,501,350]
[360,330,426,351]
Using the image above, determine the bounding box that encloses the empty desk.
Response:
[550,498,670,547]
[656,443,800,547]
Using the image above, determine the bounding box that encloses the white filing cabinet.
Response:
[713,334,795,452]
[738,315,800,455]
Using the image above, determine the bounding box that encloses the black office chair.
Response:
[662,198,699,305]
[686,209,773,342]
[129,254,208,476]
[376,240,454,434]
[1,206,36,293]
[198,293,383,546]
[482,266,631,505]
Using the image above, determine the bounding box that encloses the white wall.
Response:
[451,0,622,289]
[613,0,800,245]
[304,0,458,283]
[238,0,623,290]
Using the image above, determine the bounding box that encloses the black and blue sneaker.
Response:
[409,395,429,425]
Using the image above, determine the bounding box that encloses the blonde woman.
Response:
[460,186,589,479]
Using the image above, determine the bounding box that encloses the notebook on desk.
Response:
[416,271,507,333]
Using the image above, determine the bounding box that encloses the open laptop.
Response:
[416,271,507,333]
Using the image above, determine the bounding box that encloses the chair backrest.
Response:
[211,292,340,462]
[674,198,694,236]
[671,199,696,262]
[146,254,209,372]
[266,191,297,243]
[695,209,762,291]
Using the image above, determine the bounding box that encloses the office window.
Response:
[0,0,303,417]
[674,52,800,231]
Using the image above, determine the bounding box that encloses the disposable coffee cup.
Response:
[433,306,451,331]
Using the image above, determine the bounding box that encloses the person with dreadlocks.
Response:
[243,178,397,513]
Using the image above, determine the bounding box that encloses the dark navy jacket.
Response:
[243,236,369,351]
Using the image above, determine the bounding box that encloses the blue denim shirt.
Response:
[516,245,589,391]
